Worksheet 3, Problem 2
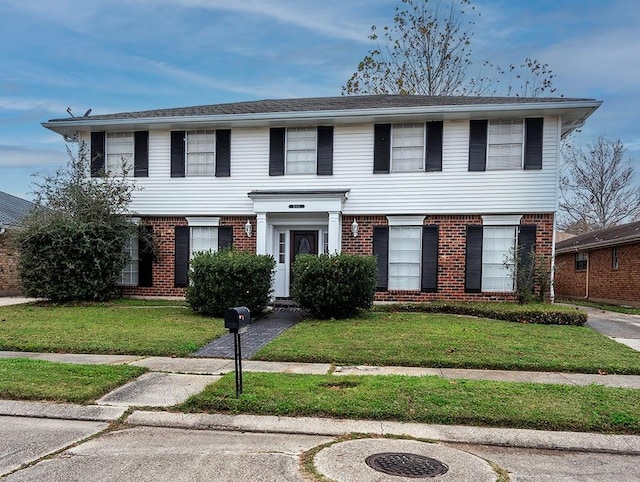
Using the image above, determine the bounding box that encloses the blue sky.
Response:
[1,0,639,199]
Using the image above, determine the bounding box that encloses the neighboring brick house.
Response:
[0,191,35,295]
[555,221,640,306]
[42,95,600,302]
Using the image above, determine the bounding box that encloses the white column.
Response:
[256,212,268,255]
[327,211,341,254]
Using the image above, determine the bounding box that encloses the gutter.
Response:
[42,100,602,132]
[555,234,640,254]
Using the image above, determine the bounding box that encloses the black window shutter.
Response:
[90,132,105,177]
[425,121,443,172]
[517,224,537,268]
[524,118,544,170]
[465,225,483,292]
[171,131,186,178]
[215,129,231,177]
[138,225,154,287]
[373,227,389,290]
[133,131,149,177]
[421,225,439,292]
[174,226,190,288]
[316,126,334,175]
[468,120,488,171]
[373,124,391,173]
[269,128,285,176]
[218,226,233,250]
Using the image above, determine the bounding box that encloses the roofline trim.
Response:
[556,233,640,254]
[42,100,602,131]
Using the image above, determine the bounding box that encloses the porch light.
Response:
[351,219,359,237]
[244,220,252,237]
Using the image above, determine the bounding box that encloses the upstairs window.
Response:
[106,132,134,173]
[391,123,425,172]
[286,128,317,174]
[487,120,524,170]
[186,131,215,176]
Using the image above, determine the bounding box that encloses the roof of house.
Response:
[46,95,595,122]
[0,191,35,227]
[555,221,640,254]
[42,94,601,139]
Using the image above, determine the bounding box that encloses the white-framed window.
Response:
[612,247,619,270]
[481,226,517,292]
[186,130,215,176]
[119,232,139,286]
[190,227,218,257]
[286,127,317,174]
[575,252,587,271]
[388,226,422,290]
[106,132,134,174]
[391,123,425,172]
[487,120,524,170]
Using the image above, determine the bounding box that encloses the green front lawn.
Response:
[253,312,640,374]
[180,372,640,434]
[559,299,640,315]
[0,301,225,356]
[0,358,147,403]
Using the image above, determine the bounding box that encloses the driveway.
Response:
[572,304,640,351]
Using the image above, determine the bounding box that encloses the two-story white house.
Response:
[43,95,600,302]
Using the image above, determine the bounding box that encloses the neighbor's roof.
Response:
[42,94,601,139]
[0,191,35,227]
[555,221,640,254]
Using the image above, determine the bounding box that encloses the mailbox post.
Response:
[224,306,250,397]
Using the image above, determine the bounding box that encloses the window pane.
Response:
[119,233,139,286]
[482,226,516,292]
[392,123,424,172]
[286,128,316,174]
[487,120,523,170]
[106,132,134,173]
[388,226,421,290]
[186,131,215,176]
[190,227,218,256]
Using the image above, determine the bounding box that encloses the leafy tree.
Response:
[343,0,557,97]
[559,137,640,233]
[17,142,141,302]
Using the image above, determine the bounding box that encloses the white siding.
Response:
[86,117,560,216]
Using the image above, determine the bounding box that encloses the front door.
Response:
[290,231,318,290]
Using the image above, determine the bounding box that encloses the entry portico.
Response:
[248,190,349,298]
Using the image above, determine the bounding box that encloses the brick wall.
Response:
[342,213,554,303]
[121,216,257,297]
[0,232,22,295]
[555,243,640,304]
[123,213,554,301]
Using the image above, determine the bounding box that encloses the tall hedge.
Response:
[186,250,276,317]
[292,253,377,319]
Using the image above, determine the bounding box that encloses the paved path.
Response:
[194,308,301,358]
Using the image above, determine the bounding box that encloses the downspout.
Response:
[585,252,589,299]
[550,114,562,303]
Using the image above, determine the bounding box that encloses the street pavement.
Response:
[1,301,639,480]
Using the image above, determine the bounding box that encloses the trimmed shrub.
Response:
[373,302,587,326]
[292,253,377,319]
[18,215,133,303]
[186,249,275,317]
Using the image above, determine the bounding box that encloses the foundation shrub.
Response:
[292,254,377,319]
[186,249,275,317]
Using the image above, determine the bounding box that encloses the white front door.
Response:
[273,229,289,298]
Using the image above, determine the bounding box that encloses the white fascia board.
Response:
[42,100,602,135]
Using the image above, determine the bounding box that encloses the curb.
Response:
[125,410,640,456]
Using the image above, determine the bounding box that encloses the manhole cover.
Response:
[365,452,449,478]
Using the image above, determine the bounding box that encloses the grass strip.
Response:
[253,312,640,374]
[179,372,640,435]
[0,302,226,356]
[0,358,146,403]
[558,299,640,315]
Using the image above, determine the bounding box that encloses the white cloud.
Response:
[0,97,69,114]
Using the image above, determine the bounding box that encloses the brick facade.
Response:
[125,213,554,302]
[554,243,640,305]
[0,232,21,295]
